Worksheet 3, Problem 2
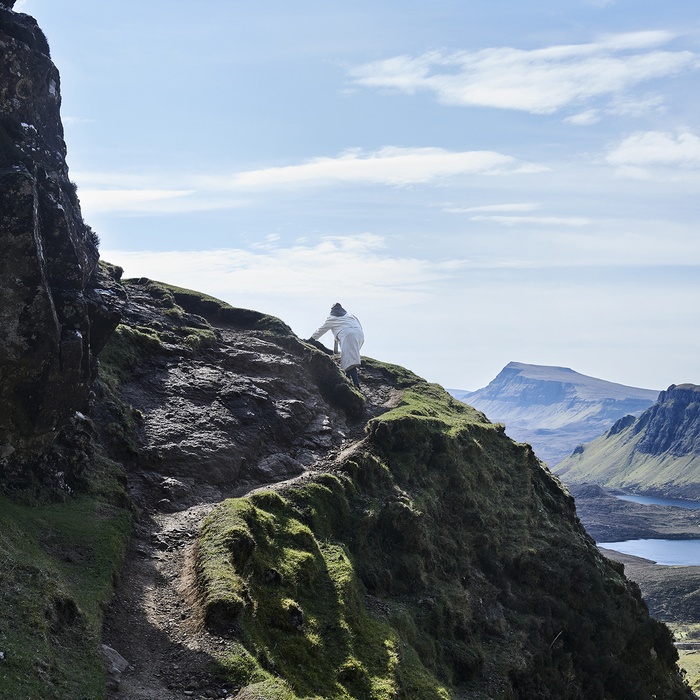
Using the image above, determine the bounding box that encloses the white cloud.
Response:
[469,215,591,227]
[74,171,247,215]
[607,93,666,118]
[79,189,196,215]
[605,129,700,170]
[565,110,601,125]
[76,147,547,213]
[217,146,546,189]
[446,202,540,213]
[349,32,697,117]
[101,234,466,308]
[63,116,96,126]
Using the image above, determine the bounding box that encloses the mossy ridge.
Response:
[198,369,690,699]
[0,455,131,700]
[199,480,451,699]
[148,279,293,335]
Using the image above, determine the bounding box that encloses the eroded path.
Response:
[103,354,401,700]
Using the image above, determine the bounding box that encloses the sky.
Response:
[16,0,700,392]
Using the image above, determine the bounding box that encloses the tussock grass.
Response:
[0,454,131,699]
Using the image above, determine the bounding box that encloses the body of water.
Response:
[616,494,700,510]
[598,539,700,566]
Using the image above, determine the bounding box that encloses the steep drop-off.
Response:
[556,384,700,499]
[450,362,658,466]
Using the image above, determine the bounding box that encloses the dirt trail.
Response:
[103,371,400,700]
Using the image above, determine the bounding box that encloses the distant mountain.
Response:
[556,384,700,499]
[450,362,659,465]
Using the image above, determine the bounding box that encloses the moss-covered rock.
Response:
[197,371,693,699]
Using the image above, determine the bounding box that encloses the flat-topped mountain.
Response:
[556,384,700,499]
[450,361,659,465]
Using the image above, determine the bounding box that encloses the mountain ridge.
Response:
[450,361,658,465]
[556,383,700,499]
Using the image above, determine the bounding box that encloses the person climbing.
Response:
[308,303,364,388]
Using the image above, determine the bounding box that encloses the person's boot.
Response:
[347,366,360,389]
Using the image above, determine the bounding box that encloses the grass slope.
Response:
[556,419,700,499]
[0,454,131,699]
[197,363,690,699]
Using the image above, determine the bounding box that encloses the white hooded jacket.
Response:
[312,313,364,370]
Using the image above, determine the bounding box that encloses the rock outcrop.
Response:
[94,284,693,699]
[0,5,122,491]
[556,384,700,498]
[451,361,658,465]
[95,277,366,503]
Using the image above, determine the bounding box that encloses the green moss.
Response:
[0,461,131,699]
[147,280,293,335]
[196,364,690,699]
[199,484,443,699]
[98,323,163,384]
[183,326,218,352]
[360,358,425,389]
[198,461,477,698]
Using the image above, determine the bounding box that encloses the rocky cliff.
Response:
[556,384,700,499]
[0,3,122,492]
[450,362,658,466]
[95,282,693,700]
[0,5,695,699]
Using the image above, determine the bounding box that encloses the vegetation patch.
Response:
[198,482,451,699]
[0,453,131,699]
[196,368,690,698]
[154,280,293,335]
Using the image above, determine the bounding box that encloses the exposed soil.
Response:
[102,363,401,700]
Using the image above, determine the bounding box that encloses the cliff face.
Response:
[556,384,700,499]
[636,385,700,458]
[0,5,122,491]
[451,362,658,466]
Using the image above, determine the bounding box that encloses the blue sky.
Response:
[17,0,700,391]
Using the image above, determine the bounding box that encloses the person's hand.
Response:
[306,338,333,354]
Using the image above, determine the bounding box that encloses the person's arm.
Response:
[311,316,335,340]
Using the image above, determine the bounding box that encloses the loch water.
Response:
[616,494,700,510]
[599,494,700,565]
[597,538,700,566]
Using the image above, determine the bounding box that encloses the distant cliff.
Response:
[556,384,700,499]
[450,362,658,466]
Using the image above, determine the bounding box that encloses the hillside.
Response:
[450,362,658,466]
[556,384,700,499]
[0,4,695,698]
[99,278,692,699]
